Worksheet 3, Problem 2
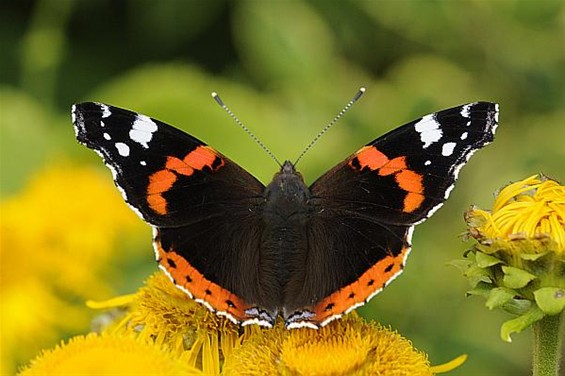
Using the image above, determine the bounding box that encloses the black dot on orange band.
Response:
[185,275,192,283]
[350,157,361,170]
[226,300,236,308]
[205,289,212,295]
[167,258,176,268]
[325,303,335,311]
[367,279,375,286]
[384,263,394,273]
[211,156,223,170]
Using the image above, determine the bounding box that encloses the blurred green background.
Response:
[1,0,564,375]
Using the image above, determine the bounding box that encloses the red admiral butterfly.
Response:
[72,96,498,329]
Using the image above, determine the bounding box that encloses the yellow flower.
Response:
[467,174,565,255]
[89,271,241,373]
[223,316,433,376]
[18,334,201,375]
[0,163,145,374]
[34,271,463,375]
[458,174,565,341]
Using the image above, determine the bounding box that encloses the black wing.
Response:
[73,102,274,325]
[286,102,498,327]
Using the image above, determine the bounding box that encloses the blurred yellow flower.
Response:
[18,334,201,376]
[1,163,145,374]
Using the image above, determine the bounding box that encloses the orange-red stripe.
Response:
[312,247,409,321]
[146,146,224,215]
[354,146,389,170]
[184,146,223,170]
[147,170,177,215]
[379,156,407,176]
[156,241,249,321]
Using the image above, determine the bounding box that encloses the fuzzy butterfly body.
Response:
[72,100,498,328]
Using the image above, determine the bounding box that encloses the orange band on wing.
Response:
[155,240,249,321]
[312,246,410,322]
[147,170,177,215]
[395,170,423,194]
[379,156,407,176]
[184,146,224,170]
[350,146,426,213]
[403,192,425,213]
[352,146,389,170]
[146,146,224,215]
[165,156,195,176]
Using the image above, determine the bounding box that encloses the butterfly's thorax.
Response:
[260,161,312,308]
[264,161,310,217]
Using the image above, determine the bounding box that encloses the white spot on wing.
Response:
[460,132,468,140]
[414,114,442,148]
[441,142,456,157]
[115,142,130,157]
[130,114,158,148]
[140,160,147,166]
[460,104,471,118]
[424,160,431,166]
[103,133,111,140]
[101,104,111,118]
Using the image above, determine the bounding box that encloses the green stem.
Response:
[532,312,564,376]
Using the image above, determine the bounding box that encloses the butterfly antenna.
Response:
[212,92,281,167]
[294,87,365,166]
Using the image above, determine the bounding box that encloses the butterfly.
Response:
[72,98,498,329]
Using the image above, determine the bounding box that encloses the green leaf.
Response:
[520,252,549,261]
[502,298,532,316]
[467,282,494,298]
[534,287,565,315]
[447,259,472,272]
[500,306,545,342]
[476,252,503,268]
[464,264,493,287]
[486,287,517,310]
[502,265,536,289]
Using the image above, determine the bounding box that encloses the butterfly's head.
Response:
[264,161,309,209]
